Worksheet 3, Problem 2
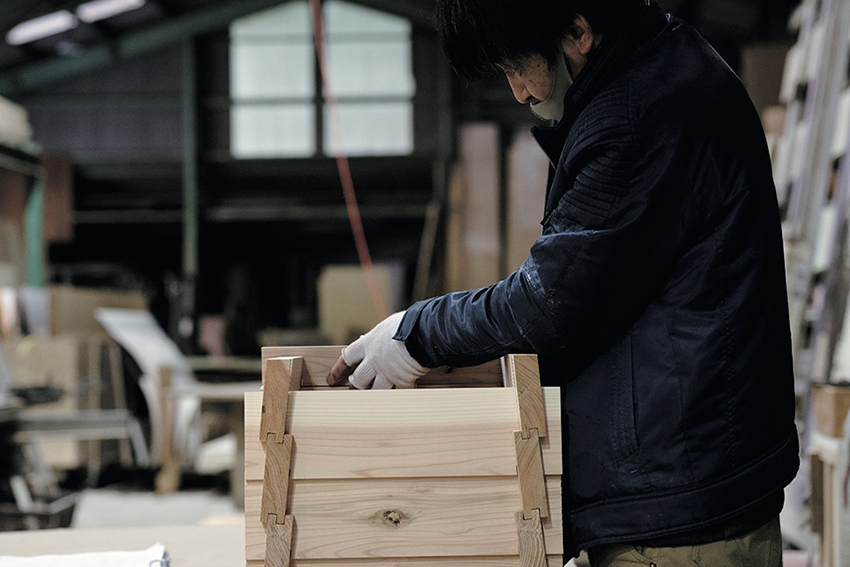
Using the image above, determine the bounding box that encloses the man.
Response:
[328,1,800,565]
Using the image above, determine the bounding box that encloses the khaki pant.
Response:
[587,516,783,567]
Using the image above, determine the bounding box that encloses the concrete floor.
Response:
[67,482,814,567]
[72,485,241,529]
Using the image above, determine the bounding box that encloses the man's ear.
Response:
[562,15,595,56]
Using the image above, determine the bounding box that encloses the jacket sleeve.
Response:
[395,116,694,369]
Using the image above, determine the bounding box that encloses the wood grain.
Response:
[247,557,565,567]
[261,347,503,388]
[245,477,562,561]
[261,435,293,522]
[261,357,302,443]
[516,510,547,567]
[506,355,547,438]
[246,351,561,566]
[265,514,294,567]
[244,389,561,480]
[514,430,548,519]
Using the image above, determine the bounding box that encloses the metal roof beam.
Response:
[352,0,434,26]
[0,0,288,96]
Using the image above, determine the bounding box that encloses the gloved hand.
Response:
[326,311,427,389]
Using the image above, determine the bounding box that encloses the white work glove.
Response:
[327,311,427,389]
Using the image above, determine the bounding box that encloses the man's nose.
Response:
[506,74,532,104]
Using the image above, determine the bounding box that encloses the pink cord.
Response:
[309,0,390,321]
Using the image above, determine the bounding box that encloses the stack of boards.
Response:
[244,346,563,567]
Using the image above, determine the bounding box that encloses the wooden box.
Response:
[245,347,562,567]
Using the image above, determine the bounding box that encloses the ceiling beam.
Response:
[353,0,434,26]
[0,0,289,96]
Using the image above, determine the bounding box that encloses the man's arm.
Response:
[332,116,695,385]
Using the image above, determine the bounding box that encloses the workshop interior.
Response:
[0,0,847,565]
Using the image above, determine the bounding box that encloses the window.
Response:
[229,0,415,158]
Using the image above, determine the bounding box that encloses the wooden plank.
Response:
[155,366,180,494]
[505,355,546,438]
[245,477,562,561]
[248,558,564,567]
[261,435,293,522]
[506,131,549,274]
[244,389,561,480]
[43,154,74,244]
[265,514,294,567]
[515,430,548,519]
[810,453,824,536]
[516,510,547,567]
[261,347,503,388]
[456,123,501,289]
[812,384,850,437]
[260,357,302,443]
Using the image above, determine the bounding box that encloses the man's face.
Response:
[497,16,599,110]
[498,54,555,106]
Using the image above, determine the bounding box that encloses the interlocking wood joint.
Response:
[260,356,303,566]
[260,357,303,444]
[505,355,548,439]
[261,434,294,523]
[246,348,562,566]
[516,509,548,567]
[515,429,549,519]
[264,513,295,567]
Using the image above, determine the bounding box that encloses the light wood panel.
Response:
[244,389,561,481]
[247,557,565,567]
[261,347,503,388]
[246,354,562,566]
[245,477,562,561]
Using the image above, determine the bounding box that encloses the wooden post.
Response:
[505,354,549,567]
[155,366,180,494]
[516,510,548,567]
[260,357,302,567]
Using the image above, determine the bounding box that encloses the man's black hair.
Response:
[437,0,645,80]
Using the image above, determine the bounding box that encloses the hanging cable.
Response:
[309,0,390,321]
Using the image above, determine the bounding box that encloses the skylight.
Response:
[6,10,77,46]
[5,0,147,47]
[77,0,146,24]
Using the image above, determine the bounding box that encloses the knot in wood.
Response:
[383,510,403,527]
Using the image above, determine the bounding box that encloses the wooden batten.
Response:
[260,435,293,523]
[516,510,548,567]
[514,430,549,519]
[504,355,547,438]
[260,356,303,567]
[506,354,550,565]
[264,514,294,567]
[260,357,302,444]
[261,346,504,388]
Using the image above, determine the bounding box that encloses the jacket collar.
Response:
[532,1,668,166]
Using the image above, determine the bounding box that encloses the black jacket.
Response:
[396,2,799,556]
